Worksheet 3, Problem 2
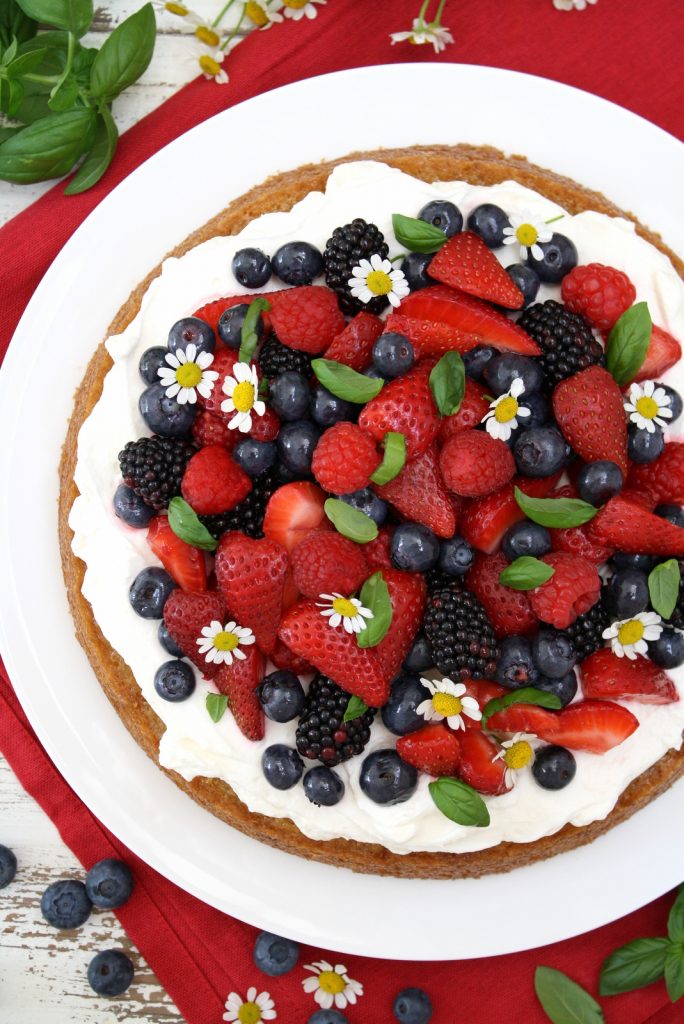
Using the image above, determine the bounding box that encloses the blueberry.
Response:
[648,626,684,668]
[484,353,544,396]
[419,199,463,238]
[363,365,388,381]
[360,749,417,805]
[656,383,683,423]
[520,391,550,429]
[495,636,539,689]
[390,523,440,572]
[310,383,356,427]
[303,766,345,806]
[154,660,195,702]
[269,371,311,421]
[277,420,320,475]
[535,671,578,708]
[462,345,497,383]
[502,521,551,560]
[158,621,184,657]
[272,241,323,286]
[113,483,154,528]
[372,332,415,378]
[138,346,168,385]
[506,263,540,306]
[253,930,299,976]
[218,303,264,350]
[87,950,134,996]
[603,568,649,619]
[611,551,656,573]
[514,425,569,477]
[532,745,576,790]
[401,252,433,291]
[339,488,388,525]
[139,383,197,438]
[232,247,272,288]
[526,232,578,283]
[655,504,684,529]
[438,536,474,576]
[273,460,297,485]
[41,880,92,929]
[262,744,304,790]
[308,1012,349,1024]
[129,567,176,619]
[532,629,577,679]
[167,316,215,357]
[576,460,623,506]
[0,844,17,888]
[467,203,510,248]
[628,424,665,464]
[393,987,433,1024]
[85,859,134,909]
[258,670,305,723]
[233,438,278,477]
[402,635,434,674]
[382,674,427,735]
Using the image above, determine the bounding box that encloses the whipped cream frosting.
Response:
[70,161,684,855]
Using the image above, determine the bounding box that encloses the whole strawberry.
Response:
[375,445,455,539]
[215,646,265,741]
[374,568,426,682]
[181,445,252,515]
[215,532,289,654]
[163,590,226,677]
[290,530,369,599]
[561,263,636,332]
[311,422,380,494]
[439,430,515,498]
[552,365,628,474]
[269,286,345,353]
[358,360,440,459]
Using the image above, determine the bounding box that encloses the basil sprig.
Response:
[534,967,604,1023]
[324,498,378,544]
[168,497,218,552]
[356,571,392,649]
[605,302,652,386]
[429,777,490,828]
[392,212,447,254]
[514,487,598,528]
[0,2,37,48]
[343,695,368,723]
[648,559,680,620]
[370,431,406,486]
[481,687,561,731]
[311,358,384,403]
[499,556,554,591]
[206,693,228,723]
[18,0,93,37]
[239,297,271,364]
[429,351,465,416]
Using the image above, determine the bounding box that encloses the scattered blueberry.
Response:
[232,247,272,288]
[628,424,665,464]
[514,425,569,477]
[339,488,388,525]
[372,332,415,378]
[277,420,320,475]
[485,353,544,397]
[466,203,510,248]
[401,251,433,291]
[273,460,297,485]
[462,345,497,383]
[218,303,264,350]
[253,930,299,976]
[403,634,433,674]
[532,629,577,679]
[269,371,311,421]
[393,986,433,1024]
[139,383,197,438]
[502,521,551,560]
[532,745,576,790]
[167,316,215,357]
[495,635,539,689]
[535,671,578,708]
[129,567,176,619]
[303,766,345,806]
[41,880,92,929]
[526,232,578,283]
[87,950,134,996]
[519,391,550,429]
[419,199,463,237]
[154,660,196,702]
[113,484,155,529]
[382,674,427,735]
[234,438,278,477]
[603,568,649,619]
[655,504,684,529]
[438,535,474,576]
[258,670,306,723]
[360,749,417,805]
[307,1012,349,1024]
[0,844,17,888]
[391,523,441,572]
[310,383,356,427]
[272,241,323,286]
[656,383,683,423]
[611,551,656,573]
[138,346,168,385]
[158,621,184,658]
[262,745,304,790]
[85,859,134,909]
[576,460,623,506]
[648,626,684,668]
[506,263,540,306]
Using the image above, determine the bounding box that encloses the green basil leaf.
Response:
[206,693,228,723]
[429,777,490,828]
[499,555,555,591]
[0,126,19,144]
[669,885,684,944]
[324,498,378,544]
[392,212,447,254]
[370,431,406,486]
[343,695,368,723]
[429,350,465,416]
[2,37,19,64]
[599,937,670,996]
[665,943,684,1003]
[356,571,392,648]
[482,687,561,730]
[7,46,46,76]
[238,297,271,364]
[606,302,652,386]
[14,90,50,123]
[0,1,38,48]
[90,2,155,102]
[64,105,117,193]
[0,76,24,118]
[168,496,218,552]
[648,559,681,620]
[16,0,92,37]
[0,107,94,183]
[534,966,604,1024]
[311,357,384,403]
[514,486,598,528]
[48,71,78,111]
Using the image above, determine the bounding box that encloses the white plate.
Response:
[1,64,683,961]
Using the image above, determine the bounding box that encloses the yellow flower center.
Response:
[494,395,519,423]
[618,619,644,646]
[237,1003,262,1024]
[636,395,659,420]
[175,362,203,388]
[504,740,534,770]
[195,25,220,46]
[199,54,222,77]
[317,970,347,996]
[165,2,189,14]
[282,0,309,8]
[232,381,255,413]
[432,692,463,717]
[213,630,239,652]
[332,597,357,619]
[245,1,268,25]
[516,223,539,246]
[365,269,393,296]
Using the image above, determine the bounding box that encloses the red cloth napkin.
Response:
[1,1,684,1021]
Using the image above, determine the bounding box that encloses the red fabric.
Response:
[1,1,683,1021]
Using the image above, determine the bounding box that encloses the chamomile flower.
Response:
[390,18,454,53]
[416,677,482,731]
[493,732,537,786]
[158,343,218,404]
[221,362,265,432]
[245,1,284,28]
[197,621,256,665]
[624,380,673,434]
[502,210,553,261]
[603,611,663,660]
[223,987,276,1022]
[197,49,229,84]
[302,961,363,1011]
[281,0,325,20]
[153,1,202,24]
[482,377,531,441]
[317,594,373,635]
[348,254,409,309]
[553,0,598,10]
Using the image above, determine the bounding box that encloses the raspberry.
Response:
[528,552,601,630]
[439,430,515,498]
[290,530,368,599]
[364,526,393,569]
[628,442,684,506]
[248,406,280,442]
[268,286,345,353]
[197,347,239,415]
[191,410,236,449]
[181,445,252,515]
[200,465,278,540]
[561,263,636,332]
[311,422,380,494]
[466,551,538,637]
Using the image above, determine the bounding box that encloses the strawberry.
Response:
[560,264,636,332]
[263,481,329,553]
[364,526,393,570]
[147,515,206,591]
[269,286,345,353]
[248,406,280,442]
[181,445,252,516]
[396,723,461,777]
[549,700,639,753]
[588,495,684,556]
[457,729,509,795]
[374,568,427,682]
[428,231,524,309]
[466,551,538,637]
[438,379,491,442]
[552,365,628,475]
[191,409,237,450]
[628,442,684,506]
[375,445,455,539]
[632,325,682,383]
[311,422,380,494]
[460,474,561,554]
[439,430,515,498]
[580,648,679,705]
[382,312,479,358]
[486,703,561,739]
[270,636,314,676]
[400,285,541,355]
[278,600,389,706]
[290,530,368,599]
[358,360,441,459]
[461,679,507,729]
[163,589,226,676]
[214,646,265,741]
[215,532,288,655]
[193,294,273,335]
[548,485,613,564]
[323,311,383,370]
[197,348,239,416]
[528,552,600,629]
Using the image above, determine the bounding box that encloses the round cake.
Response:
[60,144,684,879]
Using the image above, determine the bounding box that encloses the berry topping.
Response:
[581,647,678,705]
[552,365,629,475]
[263,480,329,552]
[376,445,455,539]
[167,316,216,357]
[217,302,264,350]
[312,421,380,494]
[215,532,289,655]
[162,589,226,676]
[272,240,323,286]
[139,383,198,437]
[374,568,426,682]
[390,523,441,573]
[200,463,280,540]
[517,300,604,389]
[113,483,155,529]
[428,230,524,309]
[181,445,252,515]
[154,659,196,702]
[526,232,578,283]
[588,495,684,556]
[372,332,415,378]
[296,674,376,766]
[634,325,682,382]
[303,766,345,806]
[628,441,684,506]
[561,263,636,331]
[532,745,576,790]
[576,460,624,507]
[439,431,516,498]
[258,334,312,378]
[382,673,429,735]
[277,420,321,475]
[147,515,207,591]
[119,435,197,511]
[423,584,499,680]
[466,203,511,248]
[359,360,441,458]
[290,529,368,600]
[506,264,540,307]
[528,552,600,630]
[466,550,538,637]
[396,722,461,777]
[418,199,463,237]
[215,646,265,740]
[232,247,272,289]
[359,749,417,805]
[258,670,306,723]
[438,378,491,442]
[323,219,390,315]
[129,566,176,619]
[268,286,345,353]
[323,311,384,371]
[262,744,304,789]
[457,729,509,795]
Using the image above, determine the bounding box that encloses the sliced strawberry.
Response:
[382,311,480,358]
[552,365,628,475]
[215,532,288,655]
[466,551,538,637]
[397,723,461,777]
[551,700,639,753]
[428,231,524,309]
[632,325,682,382]
[147,515,206,592]
[580,648,679,705]
[460,474,561,554]
[628,442,684,506]
[588,495,684,556]
[323,311,383,371]
[457,729,509,795]
[163,589,225,677]
[193,294,274,335]
[358,359,441,459]
[486,703,561,739]
[461,679,507,729]
[262,481,329,553]
[374,445,455,539]
[438,379,491,443]
[214,646,265,741]
[374,568,426,682]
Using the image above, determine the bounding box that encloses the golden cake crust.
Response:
[59,144,684,879]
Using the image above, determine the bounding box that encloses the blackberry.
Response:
[323,218,390,315]
[296,675,376,767]
[118,436,197,511]
[566,600,611,662]
[200,466,279,539]
[425,566,462,595]
[423,587,498,680]
[258,335,312,379]
[517,300,604,390]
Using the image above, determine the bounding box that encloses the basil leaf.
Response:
[2,38,19,64]
[606,302,652,386]
[514,486,598,528]
[0,76,24,118]
[0,107,95,183]
[648,559,681,620]
[324,498,378,544]
[64,105,117,193]
[429,777,490,828]
[48,71,79,111]
[534,967,604,1024]
[206,693,228,723]
[392,212,447,254]
[482,687,561,730]
[599,937,670,996]
[665,943,684,1003]
[6,47,47,77]
[499,556,554,591]
[238,296,270,364]
[0,126,19,144]
[16,0,92,37]
[343,695,368,723]
[0,1,37,48]
[370,431,406,486]
[669,885,684,944]
[168,497,218,552]
[311,358,384,403]
[429,351,465,416]
[90,2,155,102]
[356,571,392,648]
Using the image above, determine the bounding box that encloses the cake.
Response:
[60,145,684,879]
